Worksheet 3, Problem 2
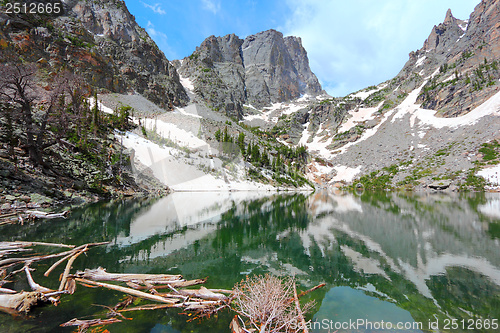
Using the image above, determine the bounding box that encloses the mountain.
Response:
[0,0,190,207]
[175,29,324,119]
[0,0,188,109]
[293,0,500,189]
[230,0,499,190]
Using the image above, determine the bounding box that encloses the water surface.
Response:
[1,191,499,332]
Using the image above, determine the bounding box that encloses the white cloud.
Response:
[282,0,480,97]
[141,1,166,15]
[201,0,220,15]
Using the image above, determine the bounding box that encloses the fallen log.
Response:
[26,210,69,220]
[293,280,309,333]
[24,266,52,293]
[160,286,228,301]
[126,277,207,290]
[60,318,122,332]
[74,267,183,285]
[74,278,178,304]
[0,291,48,313]
[0,288,16,294]
[59,249,86,291]
[0,241,109,269]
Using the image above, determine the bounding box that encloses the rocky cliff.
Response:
[0,0,188,109]
[176,29,324,119]
[399,1,500,116]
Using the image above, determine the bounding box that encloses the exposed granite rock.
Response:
[398,1,500,116]
[178,29,324,118]
[0,0,188,110]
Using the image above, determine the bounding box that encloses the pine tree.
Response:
[214,128,222,142]
[238,132,245,153]
[261,149,270,167]
[251,143,260,164]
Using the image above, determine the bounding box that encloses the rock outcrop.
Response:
[398,0,500,116]
[177,29,324,118]
[0,0,188,109]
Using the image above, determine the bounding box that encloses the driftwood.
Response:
[293,280,309,333]
[26,210,69,220]
[0,288,16,294]
[159,286,227,301]
[74,278,178,304]
[0,241,109,269]
[60,318,122,333]
[0,240,324,333]
[0,241,109,314]
[0,291,48,313]
[126,277,207,290]
[74,267,183,285]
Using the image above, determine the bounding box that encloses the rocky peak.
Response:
[179,29,323,117]
[197,34,244,66]
[284,36,323,96]
[395,0,500,116]
[443,8,456,24]
[422,9,466,53]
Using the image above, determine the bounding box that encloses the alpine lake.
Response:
[1,190,499,333]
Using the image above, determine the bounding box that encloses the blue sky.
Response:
[124,0,481,97]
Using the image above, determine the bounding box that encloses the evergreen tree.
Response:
[214,128,222,142]
[238,132,245,153]
[261,149,270,167]
[251,143,260,164]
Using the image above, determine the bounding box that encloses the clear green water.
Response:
[1,191,499,332]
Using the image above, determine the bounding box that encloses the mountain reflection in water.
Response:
[0,191,499,333]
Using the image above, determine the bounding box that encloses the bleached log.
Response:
[160,286,228,301]
[60,317,122,329]
[24,266,52,293]
[74,278,178,304]
[127,278,207,290]
[59,250,86,291]
[0,241,108,269]
[0,288,16,294]
[0,291,47,313]
[27,210,69,219]
[74,267,184,285]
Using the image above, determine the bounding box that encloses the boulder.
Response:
[428,179,452,190]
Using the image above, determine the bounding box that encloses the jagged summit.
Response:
[176,29,324,118]
[421,8,467,54]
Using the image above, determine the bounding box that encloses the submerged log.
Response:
[74,278,178,304]
[60,318,122,332]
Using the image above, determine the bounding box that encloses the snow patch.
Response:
[415,55,426,67]
[415,90,500,129]
[88,97,114,114]
[179,75,194,92]
[477,164,500,186]
[337,103,382,133]
[140,118,206,149]
[330,165,362,183]
[351,83,387,100]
